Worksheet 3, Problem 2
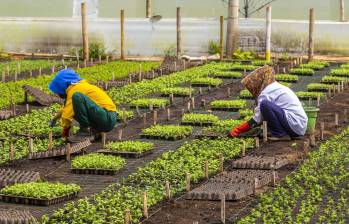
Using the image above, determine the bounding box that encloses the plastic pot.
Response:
[304,107,319,134]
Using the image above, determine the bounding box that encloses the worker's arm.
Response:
[49,109,63,128]
[228,118,258,137]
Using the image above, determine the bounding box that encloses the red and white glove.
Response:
[62,127,71,138]
[228,122,251,138]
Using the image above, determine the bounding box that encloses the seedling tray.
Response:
[195,131,224,139]
[180,121,215,127]
[140,134,187,141]
[231,156,288,170]
[160,93,190,97]
[0,210,37,223]
[71,168,117,175]
[28,139,91,160]
[239,96,254,100]
[22,85,63,106]
[191,83,218,87]
[0,191,79,206]
[186,170,272,201]
[211,107,240,112]
[298,96,319,100]
[0,111,12,120]
[308,89,329,92]
[209,74,240,79]
[15,132,61,139]
[0,169,41,188]
[97,149,154,158]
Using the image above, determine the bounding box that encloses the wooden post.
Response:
[340,0,345,22]
[181,108,185,116]
[199,87,203,94]
[255,137,260,149]
[176,7,182,58]
[146,0,152,18]
[303,140,309,155]
[14,71,17,82]
[25,103,30,113]
[169,94,174,105]
[241,140,246,157]
[263,121,268,142]
[124,209,131,224]
[66,143,71,161]
[28,138,33,159]
[117,129,123,141]
[191,97,195,109]
[320,122,325,140]
[335,113,339,126]
[220,194,226,224]
[201,99,206,108]
[39,67,42,76]
[227,87,231,97]
[187,102,191,112]
[10,142,14,161]
[317,94,321,107]
[153,110,158,125]
[226,0,239,57]
[309,133,316,147]
[81,2,89,61]
[101,133,106,148]
[143,192,149,219]
[186,173,191,192]
[167,108,171,121]
[220,16,224,60]
[308,8,314,62]
[271,167,277,187]
[165,180,171,199]
[265,6,272,62]
[1,71,5,82]
[48,131,53,150]
[253,178,259,196]
[120,10,125,60]
[204,160,209,179]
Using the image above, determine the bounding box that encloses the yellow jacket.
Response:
[60,80,116,128]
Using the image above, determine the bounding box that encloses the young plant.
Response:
[299,62,325,70]
[321,76,346,84]
[141,125,193,140]
[116,109,134,121]
[251,60,272,66]
[106,141,154,153]
[71,153,125,171]
[239,89,253,99]
[210,71,242,79]
[0,182,80,199]
[239,109,254,119]
[229,64,258,71]
[191,77,223,86]
[307,83,333,92]
[181,113,220,125]
[290,68,315,76]
[275,74,299,83]
[330,68,349,77]
[130,98,169,108]
[159,87,192,96]
[203,120,243,134]
[210,99,247,109]
[296,91,324,100]
[279,82,292,88]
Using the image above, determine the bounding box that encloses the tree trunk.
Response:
[226,0,239,57]
[340,0,345,22]
[308,8,315,62]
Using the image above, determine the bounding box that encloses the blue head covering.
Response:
[49,69,83,94]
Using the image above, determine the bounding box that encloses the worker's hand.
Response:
[49,119,57,128]
[227,122,251,138]
[62,127,71,138]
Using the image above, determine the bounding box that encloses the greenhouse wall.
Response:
[0,18,348,56]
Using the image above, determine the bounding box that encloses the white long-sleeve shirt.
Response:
[253,82,308,135]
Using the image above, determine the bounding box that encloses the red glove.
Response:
[228,122,251,138]
[62,127,71,138]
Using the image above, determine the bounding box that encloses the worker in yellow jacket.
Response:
[48,69,117,143]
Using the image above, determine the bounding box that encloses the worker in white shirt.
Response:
[228,66,308,141]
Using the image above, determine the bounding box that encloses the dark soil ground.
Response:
[142,89,349,224]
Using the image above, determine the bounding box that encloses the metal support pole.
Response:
[81,2,89,61]
[308,8,315,62]
[266,6,272,62]
[176,7,182,58]
[120,10,125,60]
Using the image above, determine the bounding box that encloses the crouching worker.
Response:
[48,69,117,143]
[228,66,308,141]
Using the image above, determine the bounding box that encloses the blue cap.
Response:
[49,69,83,94]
